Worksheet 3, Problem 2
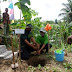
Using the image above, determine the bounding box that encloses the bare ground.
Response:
[0,51,72,72]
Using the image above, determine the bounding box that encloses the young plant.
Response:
[52,56,56,61]
[44,66,49,71]
[53,68,57,72]
[32,66,36,72]
[38,64,42,71]
[69,68,72,72]
[28,66,32,70]
[47,55,53,59]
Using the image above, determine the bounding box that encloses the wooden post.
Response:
[19,10,21,61]
[12,1,16,43]
[19,34,21,60]
[48,31,50,53]
[11,36,15,64]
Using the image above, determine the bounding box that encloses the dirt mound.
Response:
[26,56,47,67]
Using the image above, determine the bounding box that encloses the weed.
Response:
[53,68,57,72]
[44,66,49,71]
[66,45,72,52]
[37,64,42,71]
[69,68,72,71]
[46,55,53,59]
[32,66,36,72]
[28,66,32,70]
[63,62,72,69]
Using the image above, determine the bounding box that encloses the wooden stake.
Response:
[19,10,21,61]
[48,31,50,53]
[19,34,21,60]
[11,36,15,64]
[12,1,16,43]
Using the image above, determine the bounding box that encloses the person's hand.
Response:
[37,50,41,55]
[31,45,38,50]
[33,51,38,55]
[33,43,36,46]
[34,46,38,50]
[33,43,37,47]
[33,43,40,50]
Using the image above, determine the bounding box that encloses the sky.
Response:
[0,0,68,21]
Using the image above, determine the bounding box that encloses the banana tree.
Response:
[14,0,32,23]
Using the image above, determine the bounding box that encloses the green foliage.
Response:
[14,0,38,24]
[46,55,53,59]
[32,66,36,72]
[69,68,72,71]
[63,62,72,69]
[31,17,43,38]
[65,44,72,52]
[28,66,36,72]
[28,66,32,70]
[49,20,71,48]
[53,68,57,72]
[30,9,38,16]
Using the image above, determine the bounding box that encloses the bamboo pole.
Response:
[19,10,21,61]
[11,35,19,69]
[11,0,16,43]
[11,36,15,64]
[48,31,50,53]
[19,34,21,60]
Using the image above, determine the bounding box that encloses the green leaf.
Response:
[14,2,21,9]
[2,0,7,1]
[14,0,31,24]
[21,4,31,15]
[20,0,30,5]
[9,23,17,26]
[69,68,72,71]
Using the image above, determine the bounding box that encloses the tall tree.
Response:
[59,0,72,23]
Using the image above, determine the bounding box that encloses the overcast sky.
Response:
[0,0,68,21]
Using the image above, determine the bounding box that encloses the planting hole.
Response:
[26,56,47,67]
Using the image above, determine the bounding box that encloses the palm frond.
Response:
[67,0,72,3]
[61,8,70,12]
[62,3,70,10]
[58,13,66,16]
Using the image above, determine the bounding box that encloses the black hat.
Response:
[26,24,32,28]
